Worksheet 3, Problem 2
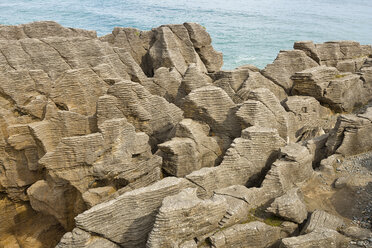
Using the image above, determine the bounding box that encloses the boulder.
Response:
[56,228,120,248]
[75,177,194,247]
[280,228,349,248]
[283,96,335,142]
[261,143,314,198]
[184,22,223,72]
[186,126,286,198]
[146,188,227,248]
[295,40,372,72]
[208,221,281,248]
[105,80,184,145]
[236,88,288,140]
[292,66,366,112]
[157,119,220,177]
[301,209,344,234]
[326,108,372,156]
[267,188,308,224]
[182,85,240,149]
[261,50,318,92]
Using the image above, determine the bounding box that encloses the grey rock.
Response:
[262,50,318,92]
[292,66,366,112]
[301,209,344,234]
[280,228,349,248]
[56,228,120,248]
[208,221,281,248]
[157,119,220,177]
[326,109,372,156]
[182,85,240,150]
[340,226,372,240]
[267,188,308,224]
[236,88,288,140]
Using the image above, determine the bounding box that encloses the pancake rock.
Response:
[157,119,221,177]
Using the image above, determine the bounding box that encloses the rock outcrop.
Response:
[0,21,371,248]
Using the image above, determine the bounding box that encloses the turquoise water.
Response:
[1,0,372,69]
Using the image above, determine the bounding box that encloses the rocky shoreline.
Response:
[0,21,371,248]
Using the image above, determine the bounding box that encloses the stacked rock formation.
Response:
[0,21,371,248]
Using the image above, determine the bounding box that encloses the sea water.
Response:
[1,0,372,69]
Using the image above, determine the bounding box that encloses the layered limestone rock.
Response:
[326,107,372,156]
[157,119,221,177]
[283,96,335,142]
[280,228,349,248]
[182,85,241,149]
[261,143,314,198]
[266,188,308,224]
[56,228,120,248]
[301,209,344,234]
[104,80,184,145]
[291,66,367,112]
[1,21,372,248]
[74,177,194,247]
[261,50,319,92]
[147,188,227,248]
[208,221,281,248]
[101,22,222,75]
[294,40,372,73]
[236,88,288,140]
[186,126,286,198]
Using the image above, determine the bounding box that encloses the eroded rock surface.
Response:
[1,21,371,248]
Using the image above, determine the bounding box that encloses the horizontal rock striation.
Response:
[0,21,371,248]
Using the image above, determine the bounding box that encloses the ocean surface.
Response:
[1,0,372,69]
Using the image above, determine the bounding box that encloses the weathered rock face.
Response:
[208,221,281,248]
[301,209,344,234]
[326,107,372,156]
[236,88,289,140]
[283,96,335,142]
[182,85,241,149]
[267,188,308,224]
[147,188,227,248]
[157,119,221,177]
[101,22,222,75]
[291,66,367,112]
[186,126,286,198]
[56,228,120,248]
[1,21,372,248]
[280,228,349,248]
[261,50,319,92]
[74,177,194,247]
[294,40,372,73]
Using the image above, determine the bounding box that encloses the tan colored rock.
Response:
[184,22,223,72]
[75,177,194,247]
[186,126,285,198]
[0,21,96,40]
[326,108,372,156]
[301,209,344,234]
[105,80,183,145]
[182,85,240,149]
[56,228,120,248]
[157,119,220,177]
[236,88,288,140]
[209,221,281,248]
[147,188,227,248]
[267,188,308,224]
[283,96,335,141]
[262,50,318,91]
[292,66,366,112]
[280,228,349,248]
